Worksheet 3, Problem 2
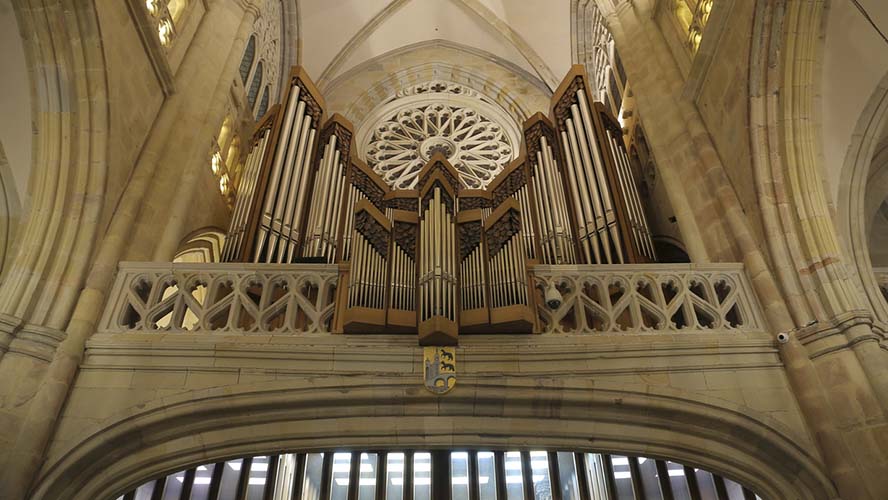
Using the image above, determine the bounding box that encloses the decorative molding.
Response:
[5,323,65,362]
[0,312,24,355]
[794,310,883,359]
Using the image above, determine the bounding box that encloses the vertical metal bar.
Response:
[520,452,534,500]
[320,453,334,500]
[376,451,388,500]
[712,475,729,500]
[180,468,197,500]
[573,453,590,500]
[291,454,307,500]
[468,452,480,500]
[377,452,389,500]
[289,128,318,259]
[683,466,702,500]
[404,452,415,500]
[208,462,226,500]
[236,457,254,500]
[655,460,674,500]
[432,450,451,500]
[547,452,562,500]
[627,457,644,500]
[150,477,166,500]
[264,455,281,500]
[282,116,314,261]
[600,456,617,500]
[494,452,507,500]
[348,452,362,500]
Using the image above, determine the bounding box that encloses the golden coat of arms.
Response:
[423,346,456,394]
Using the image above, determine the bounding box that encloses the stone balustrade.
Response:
[100,262,767,336]
[532,263,767,334]
[98,262,339,334]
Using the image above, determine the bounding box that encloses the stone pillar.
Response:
[603,1,888,498]
[151,5,260,261]
[0,2,259,497]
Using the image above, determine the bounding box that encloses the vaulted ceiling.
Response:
[297,0,571,91]
[820,0,888,202]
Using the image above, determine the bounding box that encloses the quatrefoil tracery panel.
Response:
[362,90,520,190]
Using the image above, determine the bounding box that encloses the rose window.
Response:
[362,93,519,190]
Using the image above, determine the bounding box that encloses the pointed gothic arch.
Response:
[247,61,264,109]
[239,35,256,84]
[836,69,888,323]
[28,380,834,500]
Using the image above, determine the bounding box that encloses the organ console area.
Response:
[222,65,656,345]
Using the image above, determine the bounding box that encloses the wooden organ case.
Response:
[222,65,656,345]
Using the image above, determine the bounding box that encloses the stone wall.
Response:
[95,1,166,240]
[34,332,830,499]
[693,0,767,261]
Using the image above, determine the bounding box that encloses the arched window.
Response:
[256,86,270,118]
[239,36,256,84]
[247,62,263,109]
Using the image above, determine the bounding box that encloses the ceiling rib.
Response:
[317,0,413,89]
[452,0,559,90]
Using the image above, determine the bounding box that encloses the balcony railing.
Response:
[98,262,339,334]
[99,262,766,336]
[533,264,766,334]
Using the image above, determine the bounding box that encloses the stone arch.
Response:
[173,226,226,263]
[0,0,109,333]
[29,380,835,500]
[0,141,23,282]
[835,69,888,323]
[322,39,551,133]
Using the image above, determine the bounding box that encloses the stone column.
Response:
[0,2,258,497]
[603,1,885,498]
[843,320,888,414]
[151,4,260,261]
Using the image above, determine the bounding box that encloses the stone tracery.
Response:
[363,90,518,190]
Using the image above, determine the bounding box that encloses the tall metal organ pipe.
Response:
[224,65,658,340]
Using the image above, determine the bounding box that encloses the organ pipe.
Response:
[228,65,659,341]
[224,67,324,264]
[552,65,655,265]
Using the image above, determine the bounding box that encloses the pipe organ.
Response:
[222,65,656,344]
[551,66,656,264]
